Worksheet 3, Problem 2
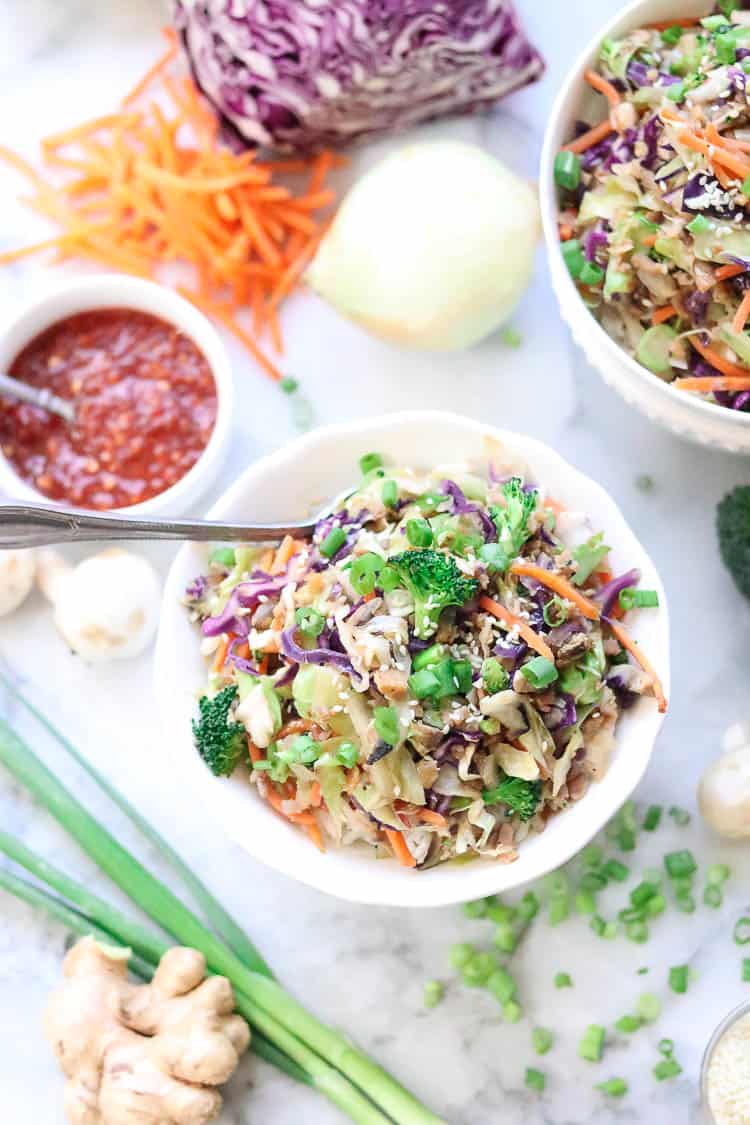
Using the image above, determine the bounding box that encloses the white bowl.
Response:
[0,275,233,516]
[540,0,750,454]
[155,411,670,907]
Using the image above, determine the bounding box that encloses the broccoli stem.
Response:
[0,718,443,1125]
[0,672,271,978]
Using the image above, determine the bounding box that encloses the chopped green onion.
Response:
[350,553,384,596]
[335,742,358,769]
[636,993,661,1024]
[295,606,325,637]
[548,895,569,927]
[461,951,496,987]
[597,1078,628,1098]
[736,918,750,946]
[579,261,605,287]
[525,1067,545,1092]
[580,870,607,893]
[462,898,488,919]
[412,644,444,672]
[449,943,475,970]
[716,31,737,65]
[561,238,585,280]
[487,967,516,1004]
[378,565,400,592]
[704,884,723,909]
[742,958,750,982]
[653,1057,682,1081]
[619,587,659,610]
[501,326,522,348]
[423,980,444,1008]
[493,923,517,953]
[615,1014,642,1034]
[359,452,383,476]
[646,894,666,918]
[481,657,509,694]
[604,859,630,883]
[554,150,581,191]
[486,901,517,925]
[619,906,645,924]
[658,1039,675,1058]
[571,532,610,586]
[668,806,691,827]
[578,1025,606,1062]
[635,473,655,493]
[502,1000,522,1023]
[381,479,398,508]
[320,526,346,558]
[406,518,433,548]
[643,805,662,831]
[669,965,689,994]
[373,706,400,746]
[664,850,697,879]
[408,668,440,701]
[630,881,657,909]
[279,375,299,394]
[542,595,569,629]
[532,1027,554,1056]
[675,891,696,914]
[581,844,604,867]
[576,890,597,916]
[520,656,558,690]
[661,25,683,45]
[666,81,686,103]
[450,660,473,695]
[637,324,677,375]
[687,214,711,234]
[518,891,540,923]
[707,863,731,885]
[742,174,750,199]
[209,546,236,568]
[701,13,729,28]
[554,972,573,989]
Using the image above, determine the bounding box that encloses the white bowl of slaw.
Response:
[155,411,670,907]
[540,0,750,454]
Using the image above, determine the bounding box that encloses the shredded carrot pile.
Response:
[478,595,555,662]
[0,29,344,383]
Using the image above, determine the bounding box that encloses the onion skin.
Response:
[306,140,539,352]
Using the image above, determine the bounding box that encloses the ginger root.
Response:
[44,937,251,1125]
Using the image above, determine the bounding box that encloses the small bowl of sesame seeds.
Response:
[0,274,233,515]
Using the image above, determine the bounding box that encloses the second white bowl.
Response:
[155,411,670,907]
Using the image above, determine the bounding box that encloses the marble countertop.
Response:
[3,2,750,1123]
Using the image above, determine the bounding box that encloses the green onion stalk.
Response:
[0,713,443,1125]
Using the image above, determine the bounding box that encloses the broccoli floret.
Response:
[192,685,246,777]
[718,486,750,599]
[482,777,542,821]
[490,477,538,570]
[389,549,478,639]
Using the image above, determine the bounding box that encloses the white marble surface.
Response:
[3,3,750,1124]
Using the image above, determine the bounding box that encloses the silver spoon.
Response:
[0,498,350,550]
[0,373,75,425]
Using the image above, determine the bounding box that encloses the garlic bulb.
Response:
[0,549,36,617]
[37,548,161,662]
[306,140,539,351]
[698,722,750,839]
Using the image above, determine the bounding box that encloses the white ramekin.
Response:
[540,0,750,454]
[0,274,233,515]
[155,410,670,908]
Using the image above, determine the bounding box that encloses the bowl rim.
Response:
[539,0,750,430]
[155,409,671,907]
[0,274,233,516]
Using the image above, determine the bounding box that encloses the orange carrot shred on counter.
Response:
[384,829,417,868]
[606,618,667,714]
[478,595,555,662]
[0,32,341,383]
[509,562,600,621]
[583,68,622,107]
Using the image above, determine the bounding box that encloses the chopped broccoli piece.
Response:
[482,776,542,821]
[389,549,478,639]
[192,685,246,777]
[490,477,538,570]
[718,486,750,599]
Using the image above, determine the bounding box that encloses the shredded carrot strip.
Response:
[478,595,555,661]
[584,68,621,107]
[734,289,750,334]
[247,739,264,765]
[303,820,325,851]
[690,336,750,379]
[715,263,747,283]
[677,129,750,181]
[676,375,750,392]
[417,809,448,828]
[509,562,600,621]
[0,34,340,383]
[651,304,677,325]
[606,619,667,713]
[213,635,231,673]
[277,718,317,739]
[270,534,298,575]
[384,829,417,868]
[562,119,614,155]
[559,222,574,242]
[646,18,698,30]
[642,234,658,248]
[309,781,322,808]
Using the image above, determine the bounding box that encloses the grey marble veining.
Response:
[2,2,750,1123]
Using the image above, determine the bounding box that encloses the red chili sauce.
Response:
[1,308,217,510]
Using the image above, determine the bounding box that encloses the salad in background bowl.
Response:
[541,0,750,453]
[155,412,670,907]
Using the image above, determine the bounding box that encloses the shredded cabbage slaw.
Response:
[185,453,665,870]
[556,7,750,411]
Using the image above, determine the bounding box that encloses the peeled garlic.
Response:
[699,722,750,839]
[0,549,36,617]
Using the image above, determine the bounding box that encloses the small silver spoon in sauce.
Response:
[0,372,75,424]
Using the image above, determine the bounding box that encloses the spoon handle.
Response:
[0,505,314,550]
[0,374,76,424]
